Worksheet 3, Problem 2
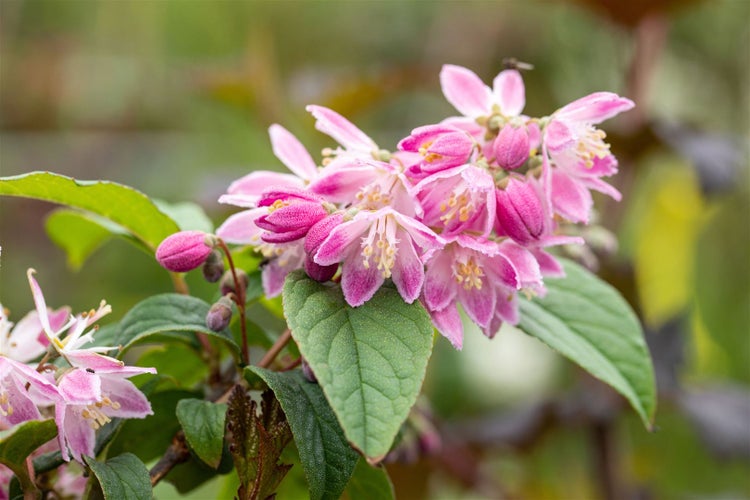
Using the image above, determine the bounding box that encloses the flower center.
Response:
[361,217,398,279]
[355,184,391,209]
[576,125,610,167]
[453,257,484,291]
[81,395,121,430]
[439,190,473,224]
[0,390,14,417]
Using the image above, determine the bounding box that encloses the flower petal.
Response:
[428,305,464,350]
[391,231,424,304]
[61,405,96,463]
[550,169,593,224]
[556,92,635,124]
[544,120,575,153]
[306,105,377,153]
[269,124,318,180]
[215,208,266,245]
[424,251,457,311]
[100,377,153,418]
[493,69,525,117]
[340,252,384,307]
[440,64,492,118]
[58,369,101,404]
[458,282,496,328]
[314,218,370,266]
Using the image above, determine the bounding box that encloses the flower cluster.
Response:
[0,271,154,466]
[215,63,633,349]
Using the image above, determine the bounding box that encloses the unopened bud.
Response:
[202,250,225,283]
[220,269,249,297]
[156,231,213,272]
[494,123,529,170]
[206,296,233,332]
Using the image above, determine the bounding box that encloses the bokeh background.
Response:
[1,1,748,498]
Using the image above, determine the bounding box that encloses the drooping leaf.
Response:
[0,171,179,251]
[225,386,293,500]
[518,258,656,428]
[116,293,239,356]
[282,271,434,462]
[0,419,57,495]
[343,459,395,500]
[45,208,135,270]
[84,453,151,500]
[249,367,359,500]
[176,399,228,469]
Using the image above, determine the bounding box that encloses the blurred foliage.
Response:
[1,0,748,498]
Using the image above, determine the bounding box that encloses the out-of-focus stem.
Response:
[258,329,292,369]
[216,239,249,365]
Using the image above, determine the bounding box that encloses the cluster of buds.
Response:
[0,270,154,467]
[211,63,632,349]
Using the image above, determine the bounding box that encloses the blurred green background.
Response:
[0,1,748,498]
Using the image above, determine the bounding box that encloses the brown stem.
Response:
[149,431,191,487]
[217,239,249,365]
[169,272,190,295]
[280,357,302,371]
[590,420,621,500]
[258,329,292,369]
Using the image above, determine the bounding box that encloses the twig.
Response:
[217,239,249,365]
[149,431,191,487]
[258,329,292,369]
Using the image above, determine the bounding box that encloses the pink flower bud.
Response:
[256,188,328,244]
[399,124,474,176]
[493,123,529,170]
[495,178,546,245]
[155,231,213,272]
[303,213,343,282]
[206,296,233,332]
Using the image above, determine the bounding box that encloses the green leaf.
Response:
[0,171,179,251]
[282,271,435,462]
[116,293,239,356]
[45,208,135,270]
[154,199,214,233]
[517,258,656,428]
[249,367,359,500]
[84,453,152,500]
[0,419,57,494]
[176,399,228,469]
[344,459,394,500]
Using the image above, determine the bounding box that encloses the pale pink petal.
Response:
[583,176,622,201]
[2,380,42,425]
[26,269,52,335]
[314,218,370,266]
[440,65,493,118]
[551,170,593,223]
[340,252,384,307]
[269,124,318,180]
[556,92,635,124]
[391,211,442,253]
[429,305,464,349]
[308,162,379,202]
[224,171,303,199]
[459,283,496,329]
[61,405,96,462]
[532,249,565,277]
[58,369,101,404]
[391,231,424,304]
[306,105,377,153]
[216,208,266,245]
[544,120,575,152]
[101,378,153,418]
[424,251,457,311]
[493,69,525,117]
[497,241,543,290]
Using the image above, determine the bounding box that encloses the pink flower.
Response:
[303,213,344,282]
[255,188,329,244]
[55,356,154,462]
[306,105,379,159]
[423,235,543,348]
[314,208,442,306]
[155,231,214,273]
[0,357,59,428]
[543,92,634,223]
[440,64,525,120]
[0,305,67,363]
[398,124,475,177]
[414,164,496,238]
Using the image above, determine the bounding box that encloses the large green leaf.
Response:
[0,171,179,250]
[176,399,228,469]
[249,367,359,500]
[343,459,394,500]
[45,208,135,270]
[518,258,656,428]
[282,271,434,462]
[0,419,57,494]
[116,293,239,356]
[85,453,151,500]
